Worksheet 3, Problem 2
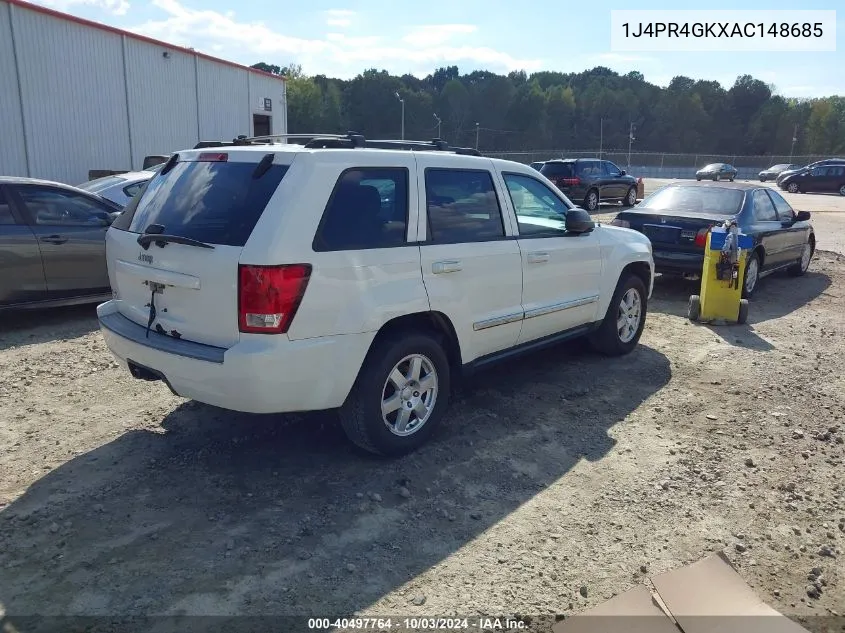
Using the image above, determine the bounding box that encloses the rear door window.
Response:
[425,169,505,244]
[16,187,114,226]
[0,188,16,225]
[752,189,778,222]
[122,156,288,247]
[313,168,409,251]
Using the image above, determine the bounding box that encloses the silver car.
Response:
[77,168,158,207]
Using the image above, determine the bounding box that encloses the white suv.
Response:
[97,134,654,456]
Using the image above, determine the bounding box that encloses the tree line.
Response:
[251,62,845,156]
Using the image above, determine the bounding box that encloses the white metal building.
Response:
[0,0,287,185]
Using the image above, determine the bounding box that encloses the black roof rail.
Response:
[194,132,482,156]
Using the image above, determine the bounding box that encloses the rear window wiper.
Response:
[137,233,215,250]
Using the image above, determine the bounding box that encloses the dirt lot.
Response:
[1,183,843,632]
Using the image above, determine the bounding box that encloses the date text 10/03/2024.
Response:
[621,22,824,38]
[308,617,527,630]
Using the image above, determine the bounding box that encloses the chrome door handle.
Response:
[432,260,462,274]
[41,234,68,245]
[526,252,549,264]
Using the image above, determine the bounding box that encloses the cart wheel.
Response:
[737,299,749,325]
[688,295,701,321]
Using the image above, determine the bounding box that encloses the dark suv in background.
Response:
[540,158,638,211]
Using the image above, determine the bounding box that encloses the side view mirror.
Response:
[620,170,627,176]
[795,210,811,222]
[566,207,595,234]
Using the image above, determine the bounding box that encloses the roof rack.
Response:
[193,132,482,156]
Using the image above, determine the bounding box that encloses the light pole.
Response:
[599,118,604,159]
[395,92,405,140]
[789,123,798,162]
[627,122,635,170]
[475,122,480,149]
[433,113,442,139]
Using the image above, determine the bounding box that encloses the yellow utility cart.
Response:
[688,221,753,325]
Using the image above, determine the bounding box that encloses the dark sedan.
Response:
[779,163,845,196]
[695,163,737,181]
[610,182,815,298]
[759,163,798,182]
[776,158,845,185]
[1,177,122,310]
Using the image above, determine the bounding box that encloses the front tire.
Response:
[688,294,701,321]
[714,174,720,181]
[788,239,813,276]
[589,273,647,356]
[339,332,450,456]
[839,184,845,196]
[622,186,637,207]
[742,251,760,299]
[787,182,800,194]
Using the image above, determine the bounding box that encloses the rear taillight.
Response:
[558,177,580,186]
[694,227,710,247]
[238,264,311,334]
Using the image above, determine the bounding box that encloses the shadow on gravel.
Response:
[0,340,670,625]
[649,270,831,325]
[0,304,99,352]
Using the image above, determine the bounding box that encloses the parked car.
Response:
[610,182,814,298]
[96,134,654,456]
[540,158,638,211]
[776,158,845,186]
[77,170,156,207]
[695,163,737,182]
[529,161,545,171]
[758,163,798,182]
[0,177,123,310]
[779,163,845,195]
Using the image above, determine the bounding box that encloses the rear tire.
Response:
[588,273,647,356]
[742,251,760,299]
[737,299,749,325]
[714,174,720,181]
[339,332,450,456]
[584,189,599,212]
[688,295,701,321]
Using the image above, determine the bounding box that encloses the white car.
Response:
[77,169,158,207]
[96,134,654,456]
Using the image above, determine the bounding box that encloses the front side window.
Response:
[767,189,794,222]
[313,168,409,251]
[17,187,112,227]
[0,189,16,225]
[504,173,570,237]
[425,169,505,244]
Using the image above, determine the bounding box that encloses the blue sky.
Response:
[32,0,844,97]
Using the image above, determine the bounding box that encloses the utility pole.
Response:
[627,122,635,170]
[789,124,798,162]
[395,92,405,140]
[433,113,442,139]
[599,118,604,159]
[475,122,480,150]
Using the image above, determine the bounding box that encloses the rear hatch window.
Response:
[539,162,575,178]
[113,155,288,247]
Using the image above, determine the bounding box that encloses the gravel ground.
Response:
[0,190,843,632]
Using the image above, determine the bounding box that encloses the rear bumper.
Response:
[653,250,704,274]
[97,300,374,414]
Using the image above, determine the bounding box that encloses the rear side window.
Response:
[313,168,409,251]
[752,189,778,222]
[539,162,574,178]
[121,158,288,247]
[425,169,505,243]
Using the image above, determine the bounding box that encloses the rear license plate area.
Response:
[643,223,681,244]
[128,360,165,382]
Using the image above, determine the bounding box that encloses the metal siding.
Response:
[248,73,286,136]
[0,2,27,176]
[124,39,199,167]
[196,59,249,141]
[11,4,130,184]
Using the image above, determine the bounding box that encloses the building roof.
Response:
[5,0,285,82]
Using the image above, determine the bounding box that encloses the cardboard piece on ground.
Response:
[553,551,811,633]
[552,584,680,633]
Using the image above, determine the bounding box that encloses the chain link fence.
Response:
[484,150,828,180]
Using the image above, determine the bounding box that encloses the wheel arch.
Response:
[366,311,463,372]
